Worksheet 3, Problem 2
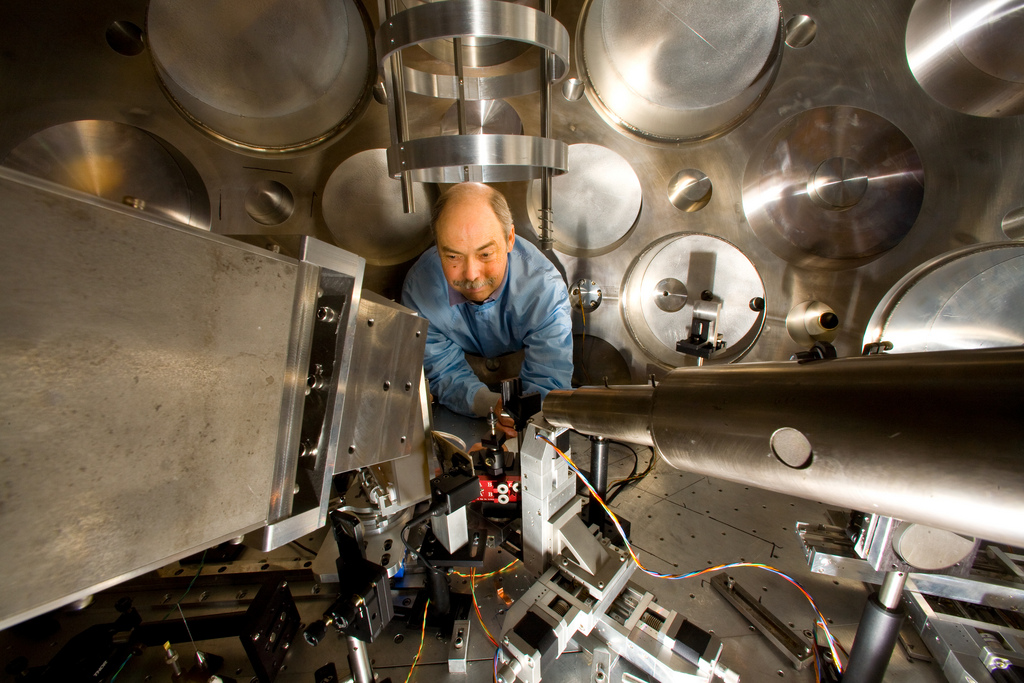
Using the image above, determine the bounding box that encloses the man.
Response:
[402,182,573,426]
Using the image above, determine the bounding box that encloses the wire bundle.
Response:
[535,434,845,675]
[403,598,431,683]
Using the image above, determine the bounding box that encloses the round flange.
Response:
[578,0,783,142]
[906,0,1024,117]
[622,233,766,366]
[2,119,210,229]
[742,106,924,270]
[148,0,373,152]
[527,143,642,256]
[864,242,1024,353]
[322,149,433,266]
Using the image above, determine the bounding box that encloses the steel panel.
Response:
[0,169,298,629]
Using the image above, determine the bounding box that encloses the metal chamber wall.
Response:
[2,0,1022,375]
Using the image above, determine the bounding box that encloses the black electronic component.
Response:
[431,473,481,514]
[240,580,300,683]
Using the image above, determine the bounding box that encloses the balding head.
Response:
[431,182,514,241]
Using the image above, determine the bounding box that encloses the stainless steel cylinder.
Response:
[544,385,655,448]
[544,348,1024,547]
[347,636,374,683]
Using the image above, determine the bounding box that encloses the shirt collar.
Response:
[446,262,509,306]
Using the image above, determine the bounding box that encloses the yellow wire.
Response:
[471,567,500,647]
[453,559,518,579]
[404,598,431,683]
[535,434,846,673]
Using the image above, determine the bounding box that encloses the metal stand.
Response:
[587,435,608,527]
[347,636,374,683]
[843,570,907,683]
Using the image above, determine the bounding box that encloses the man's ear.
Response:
[507,225,516,252]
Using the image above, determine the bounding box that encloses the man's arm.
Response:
[420,324,496,417]
[402,258,495,417]
[518,282,574,400]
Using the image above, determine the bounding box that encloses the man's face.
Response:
[435,196,515,303]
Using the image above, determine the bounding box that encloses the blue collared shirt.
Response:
[402,238,573,417]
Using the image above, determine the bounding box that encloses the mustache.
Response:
[453,276,497,290]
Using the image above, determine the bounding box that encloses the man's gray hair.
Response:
[431,182,513,240]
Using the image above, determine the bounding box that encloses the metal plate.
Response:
[863,242,1024,353]
[578,0,783,142]
[742,106,925,270]
[527,143,642,256]
[0,168,296,629]
[321,149,434,267]
[622,233,765,367]
[2,119,209,229]
[147,0,372,150]
[334,292,429,472]
[440,99,523,136]
[906,0,1024,117]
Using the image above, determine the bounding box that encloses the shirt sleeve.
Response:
[517,268,574,402]
[401,259,492,418]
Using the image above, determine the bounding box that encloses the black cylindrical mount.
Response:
[842,593,906,683]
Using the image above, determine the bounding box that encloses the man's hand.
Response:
[492,398,517,438]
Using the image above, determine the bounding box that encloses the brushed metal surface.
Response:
[864,242,1024,353]
[622,233,766,367]
[0,168,296,629]
[2,119,210,229]
[441,99,524,136]
[322,148,434,266]
[401,0,539,68]
[578,0,783,142]
[148,0,373,150]
[742,106,925,270]
[334,292,430,471]
[906,0,1024,117]
[545,347,1024,547]
[1,0,1023,673]
[527,143,642,256]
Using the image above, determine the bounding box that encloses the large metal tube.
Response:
[544,348,1024,547]
[544,385,655,447]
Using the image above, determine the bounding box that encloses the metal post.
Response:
[347,636,374,683]
[538,0,554,250]
[842,571,907,683]
[382,0,416,213]
[587,435,609,527]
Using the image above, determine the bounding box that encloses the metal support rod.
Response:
[843,570,907,683]
[347,636,374,683]
[382,0,416,213]
[877,570,908,610]
[587,435,609,526]
[544,348,1024,547]
[538,0,554,250]
[453,38,468,136]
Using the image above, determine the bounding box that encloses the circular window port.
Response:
[245,180,294,226]
[106,21,145,56]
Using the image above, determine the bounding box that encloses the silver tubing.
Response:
[878,571,908,610]
[544,348,1024,547]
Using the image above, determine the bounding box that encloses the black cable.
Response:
[401,500,446,571]
[606,444,655,505]
[290,540,316,556]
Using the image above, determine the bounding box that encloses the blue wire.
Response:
[109,652,132,682]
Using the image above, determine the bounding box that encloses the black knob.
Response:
[304,619,328,646]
